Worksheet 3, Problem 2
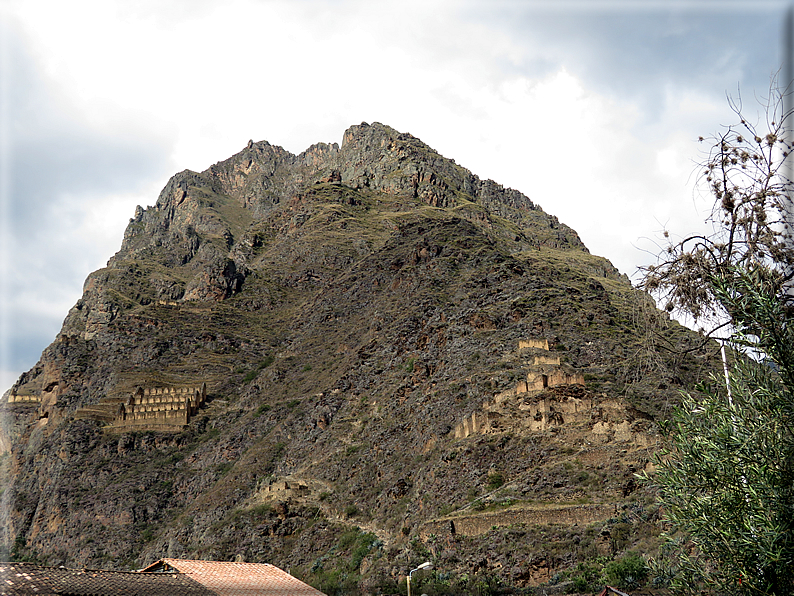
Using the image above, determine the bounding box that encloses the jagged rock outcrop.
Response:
[0,122,715,593]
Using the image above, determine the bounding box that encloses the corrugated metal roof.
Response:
[145,559,326,596]
[0,562,214,596]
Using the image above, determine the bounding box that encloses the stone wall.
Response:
[533,354,560,366]
[156,300,180,307]
[453,411,490,439]
[6,381,61,426]
[114,384,206,431]
[518,338,549,351]
[527,370,585,392]
[450,339,651,446]
[6,394,41,404]
[516,393,589,432]
[420,504,615,538]
[262,479,310,498]
[453,339,585,439]
[75,383,207,432]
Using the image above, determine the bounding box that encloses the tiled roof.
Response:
[0,562,214,596]
[143,559,326,596]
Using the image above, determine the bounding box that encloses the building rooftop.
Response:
[0,562,213,596]
[141,559,326,596]
[1,559,325,596]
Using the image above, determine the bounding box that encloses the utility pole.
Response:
[784,6,794,285]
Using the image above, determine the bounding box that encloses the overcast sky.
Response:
[0,0,790,393]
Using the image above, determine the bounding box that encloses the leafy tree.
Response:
[645,266,794,595]
[640,86,794,595]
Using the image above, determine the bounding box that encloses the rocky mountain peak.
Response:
[107,124,587,309]
[0,123,714,591]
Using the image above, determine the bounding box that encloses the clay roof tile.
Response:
[144,559,326,596]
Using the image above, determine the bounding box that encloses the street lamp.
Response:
[407,562,433,596]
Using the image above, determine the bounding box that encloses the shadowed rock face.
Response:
[1,123,713,591]
[115,122,582,304]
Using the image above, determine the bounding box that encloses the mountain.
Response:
[0,122,714,594]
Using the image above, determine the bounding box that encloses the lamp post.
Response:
[407,562,432,596]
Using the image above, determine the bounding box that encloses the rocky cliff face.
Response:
[1,123,713,593]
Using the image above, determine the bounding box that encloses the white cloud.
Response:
[0,0,788,392]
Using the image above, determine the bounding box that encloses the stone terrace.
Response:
[75,383,207,432]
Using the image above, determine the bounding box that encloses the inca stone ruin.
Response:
[452,339,650,446]
[74,383,207,432]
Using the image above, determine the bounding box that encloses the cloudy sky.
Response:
[0,0,790,392]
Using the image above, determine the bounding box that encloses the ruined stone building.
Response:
[74,383,207,432]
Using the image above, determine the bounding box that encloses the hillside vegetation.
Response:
[1,123,716,594]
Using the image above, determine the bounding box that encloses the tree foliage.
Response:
[641,87,794,595]
[646,267,794,595]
